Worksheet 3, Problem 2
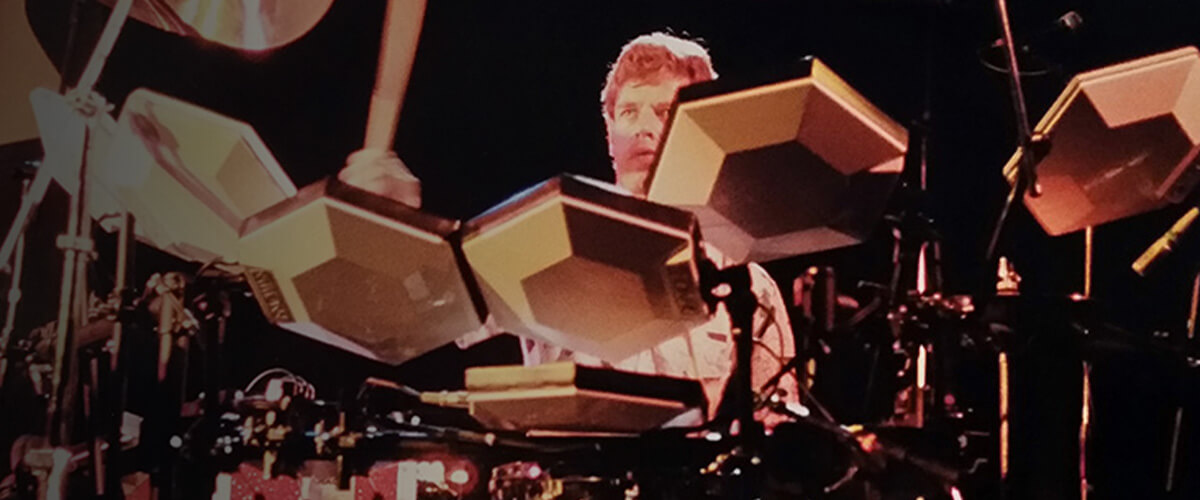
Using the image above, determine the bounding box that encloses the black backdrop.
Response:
[20,0,1200,306]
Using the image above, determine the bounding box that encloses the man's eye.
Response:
[619,108,636,119]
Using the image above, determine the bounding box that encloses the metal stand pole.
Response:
[0,177,33,393]
[984,4,1042,491]
[1083,227,1093,299]
[984,0,1044,269]
[1079,226,1094,500]
[45,128,93,446]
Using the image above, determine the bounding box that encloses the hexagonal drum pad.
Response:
[1003,47,1200,235]
[99,88,297,262]
[647,58,908,264]
[461,175,708,364]
[239,179,484,365]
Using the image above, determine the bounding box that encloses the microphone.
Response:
[989,10,1084,49]
[1057,11,1084,32]
[1133,207,1199,276]
[357,376,471,409]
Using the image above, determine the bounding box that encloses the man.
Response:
[569,32,798,422]
[342,32,799,424]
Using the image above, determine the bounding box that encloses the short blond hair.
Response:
[600,32,717,119]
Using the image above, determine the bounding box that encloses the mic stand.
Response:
[979,10,1047,495]
[983,0,1051,270]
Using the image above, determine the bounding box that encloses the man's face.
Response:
[606,76,690,196]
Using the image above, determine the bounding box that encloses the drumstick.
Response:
[363,0,428,150]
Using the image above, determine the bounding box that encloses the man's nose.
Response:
[634,110,664,138]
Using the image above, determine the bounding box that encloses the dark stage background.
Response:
[4,0,1200,498]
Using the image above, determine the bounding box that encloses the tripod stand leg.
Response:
[0,158,60,273]
[0,179,32,393]
[1166,407,1183,493]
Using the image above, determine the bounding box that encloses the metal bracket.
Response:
[55,235,96,255]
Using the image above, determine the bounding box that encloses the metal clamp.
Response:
[55,235,96,255]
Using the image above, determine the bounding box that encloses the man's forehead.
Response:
[615,77,690,105]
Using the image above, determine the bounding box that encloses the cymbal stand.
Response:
[4,0,139,494]
[6,0,137,497]
[26,97,95,497]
